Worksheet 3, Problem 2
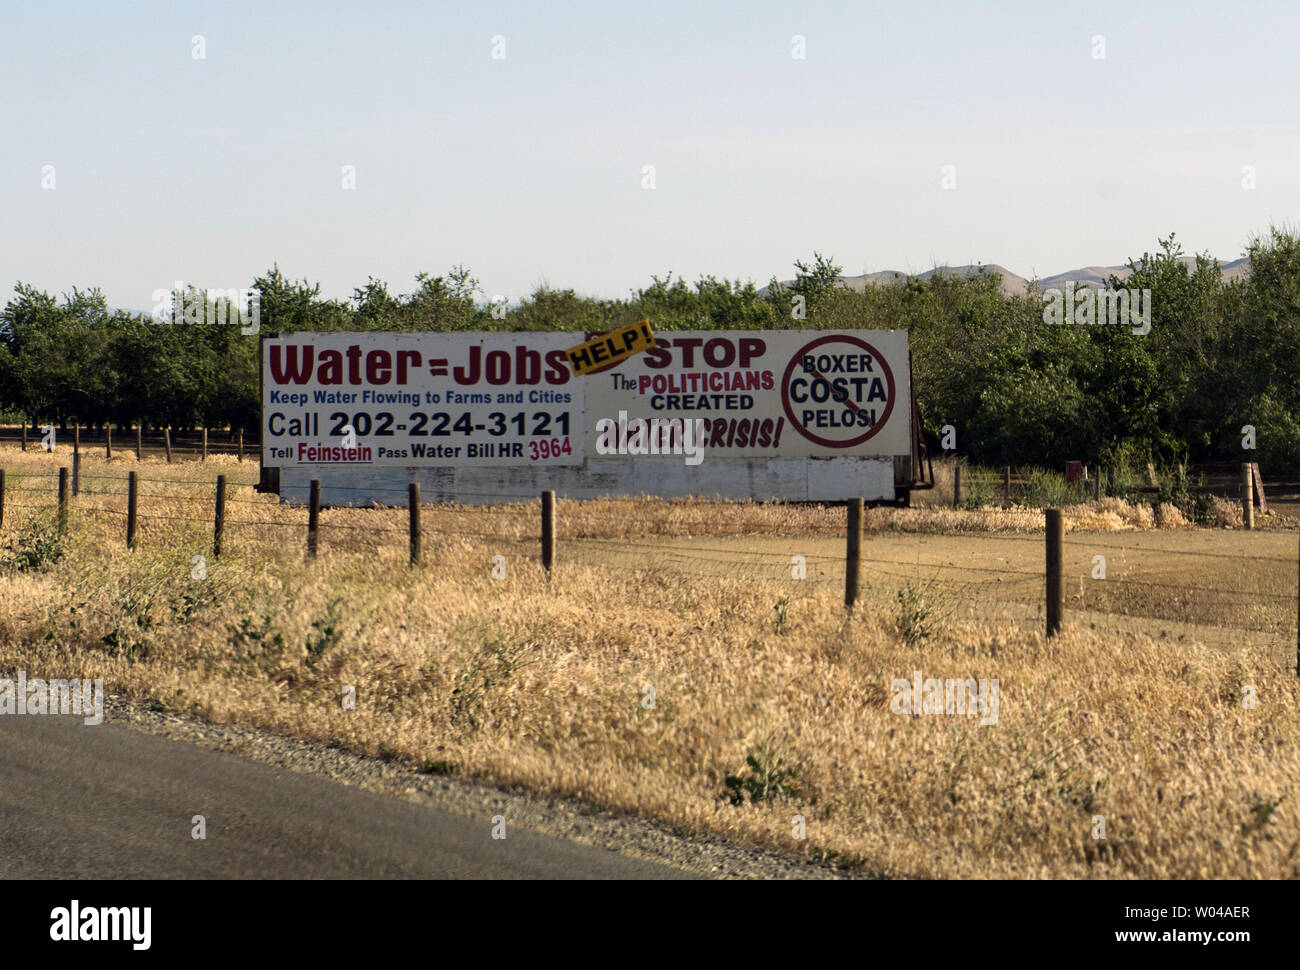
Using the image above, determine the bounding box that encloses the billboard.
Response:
[263,332,583,468]
[584,329,910,459]
[263,330,910,470]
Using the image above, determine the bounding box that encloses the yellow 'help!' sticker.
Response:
[565,320,655,377]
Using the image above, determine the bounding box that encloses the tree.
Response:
[398,267,485,331]
[766,253,843,323]
[0,283,112,429]
[251,265,350,334]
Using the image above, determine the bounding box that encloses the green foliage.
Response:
[5,229,1300,472]
[101,623,147,661]
[1155,464,1187,502]
[773,596,790,634]
[449,633,534,729]
[1,514,65,571]
[99,566,162,661]
[1015,468,1078,508]
[724,736,802,805]
[1247,390,1300,474]
[1097,460,1146,502]
[418,759,458,775]
[227,613,287,663]
[173,577,219,626]
[894,578,946,647]
[305,597,345,666]
[959,466,998,509]
[1241,794,1284,835]
[765,252,843,324]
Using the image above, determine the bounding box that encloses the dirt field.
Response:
[571,528,1298,660]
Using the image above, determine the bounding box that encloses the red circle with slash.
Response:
[780,334,896,448]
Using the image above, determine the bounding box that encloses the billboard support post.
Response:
[845,498,862,609]
[307,479,321,558]
[541,490,556,574]
[408,482,421,566]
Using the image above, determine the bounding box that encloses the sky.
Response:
[1,0,1296,310]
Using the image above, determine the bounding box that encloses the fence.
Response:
[945,460,1285,522]
[1,466,1297,675]
[0,424,253,462]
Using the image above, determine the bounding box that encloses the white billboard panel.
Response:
[263,332,582,468]
[584,329,910,459]
[262,330,912,500]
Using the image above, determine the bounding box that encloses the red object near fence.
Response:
[1066,461,1083,484]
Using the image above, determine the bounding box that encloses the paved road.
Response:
[0,714,695,879]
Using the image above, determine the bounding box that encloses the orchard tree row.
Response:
[2,229,1297,472]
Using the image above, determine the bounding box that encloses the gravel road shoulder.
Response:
[101,694,873,880]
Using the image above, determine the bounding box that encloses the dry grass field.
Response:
[2,445,1298,878]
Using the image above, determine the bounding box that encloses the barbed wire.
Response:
[1097,576,1296,602]
[72,473,257,485]
[220,518,312,529]
[861,553,1045,578]
[564,535,841,563]
[2,494,1295,638]
[1076,535,1296,564]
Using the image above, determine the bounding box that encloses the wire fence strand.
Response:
[1,479,1295,660]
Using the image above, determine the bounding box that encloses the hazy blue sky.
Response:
[1,0,1296,309]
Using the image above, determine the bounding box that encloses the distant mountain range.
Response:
[770,257,1253,299]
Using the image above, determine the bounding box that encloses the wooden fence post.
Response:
[541,490,556,574]
[163,427,173,463]
[238,429,244,462]
[408,482,421,566]
[1003,466,1011,508]
[845,498,862,609]
[57,467,68,534]
[72,425,80,496]
[1242,463,1254,530]
[106,425,112,459]
[136,426,143,461]
[21,422,27,451]
[1251,462,1268,514]
[0,469,5,531]
[214,474,226,558]
[127,471,138,549]
[307,479,321,558]
[1046,508,1064,637]
[201,428,208,462]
